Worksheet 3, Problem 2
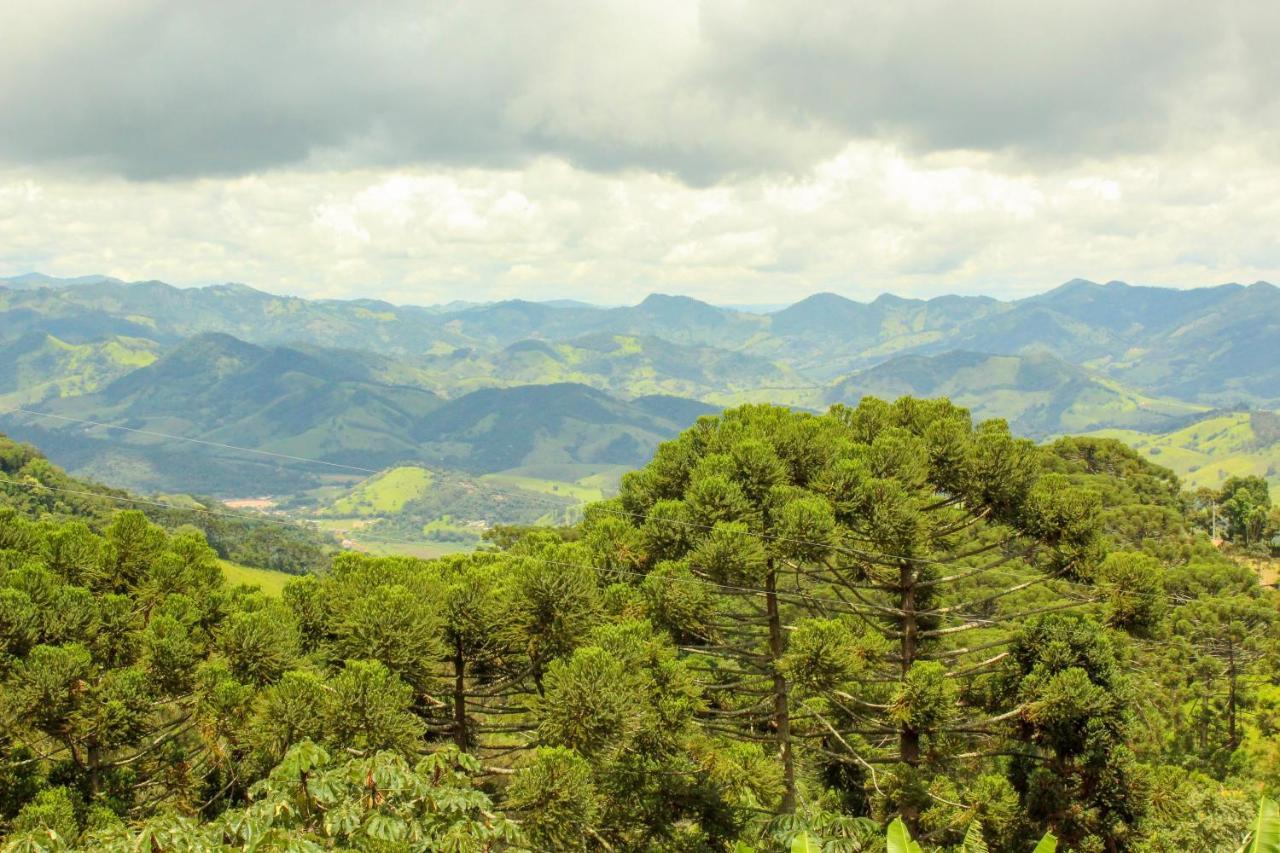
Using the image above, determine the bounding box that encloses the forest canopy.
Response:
[1,398,1279,852]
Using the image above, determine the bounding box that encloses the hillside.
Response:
[408,382,718,473]
[764,291,1005,377]
[0,278,474,355]
[0,331,159,405]
[311,463,580,544]
[5,275,1280,519]
[0,430,334,574]
[827,351,1204,437]
[1089,410,1280,495]
[418,333,807,402]
[1103,282,1280,406]
[0,333,717,495]
[1,333,445,490]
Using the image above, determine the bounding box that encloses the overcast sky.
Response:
[1,0,1278,305]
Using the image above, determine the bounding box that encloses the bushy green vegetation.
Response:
[0,433,333,575]
[5,397,1280,850]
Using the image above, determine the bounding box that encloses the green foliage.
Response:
[5,393,1280,851]
[886,817,924,853]
[0,433,332,576]
[10,787,79,844]
[1240,798,1280,853]
[506,746,599,851]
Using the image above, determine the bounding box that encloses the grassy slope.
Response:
[0,334,159,406]
[219,559,294,597]
[327,466,435,516]
[478,472,606,504]
[1090,412,1280,495]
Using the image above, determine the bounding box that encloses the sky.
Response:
[1,0,1278,306]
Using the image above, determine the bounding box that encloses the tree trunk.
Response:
[1227,641,1238,749]
[765,565,796,812]
[453,639,469,750]
[898,558,921,827]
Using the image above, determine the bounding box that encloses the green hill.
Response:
[2,333,446,492]
[5,275,1280,406]
[326,466,435,516]
[1089,410,1280,495]
[313,464,579,541]
[1103,282,1280,407]
[0,335,716,497]
[409,382,718,473]
[0,331,159,405]
[218,558,292,597]
[827,351,1204,438]
[0,430,334,574]
[418,332,805,403]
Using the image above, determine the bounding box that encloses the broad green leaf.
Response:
[886,818,924,853]
[1032,831,1058,853]
[362,812,409,842]
[791,831,821,853]
[1241,798,1280,853]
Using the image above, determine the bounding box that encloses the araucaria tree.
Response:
[584,399,1126,846]
[10,407,1275,850]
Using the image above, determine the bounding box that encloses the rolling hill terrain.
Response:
[0,332,718,496]
[1088,410,1280,495]
[4,273,1279,522]
[5,275,1276,405]
[827,351,1205,438]
[0,331,159,405]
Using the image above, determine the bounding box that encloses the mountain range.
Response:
[2,272,1277,507]
[4,274,1277,404]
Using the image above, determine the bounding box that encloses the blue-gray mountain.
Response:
[1,273,1276,500]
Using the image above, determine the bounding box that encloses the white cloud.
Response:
[0,2,1276,301]
[3,137,1278,304]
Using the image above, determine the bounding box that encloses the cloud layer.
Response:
[0,1,1277,302]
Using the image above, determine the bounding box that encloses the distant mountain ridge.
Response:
[6,273,1273,405]
[4,271,1279,521]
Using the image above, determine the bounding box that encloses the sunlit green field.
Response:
[1090,412,1280,496]
[219,559,296,597]
[327,466,434,516]
[479,472,604,503]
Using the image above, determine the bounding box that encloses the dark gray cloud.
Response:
[0,1,1276,182]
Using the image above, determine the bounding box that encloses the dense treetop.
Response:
[2,399,1279,851]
